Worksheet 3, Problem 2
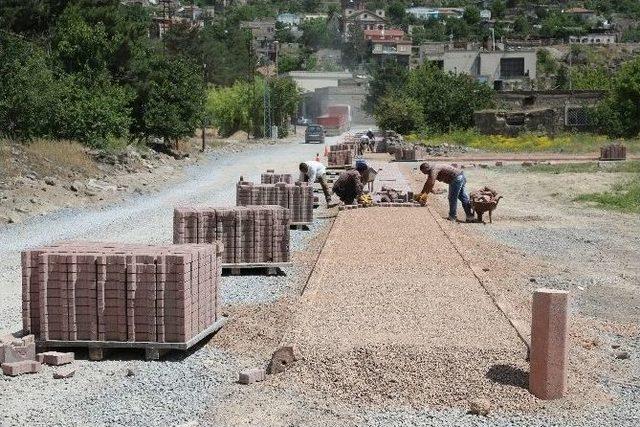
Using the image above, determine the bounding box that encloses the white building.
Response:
[569,33,617,44]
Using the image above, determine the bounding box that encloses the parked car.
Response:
[305,124,325,144]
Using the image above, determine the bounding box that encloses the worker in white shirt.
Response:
[299,160,332,206]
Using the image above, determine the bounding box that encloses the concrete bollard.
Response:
[529,288,569,400]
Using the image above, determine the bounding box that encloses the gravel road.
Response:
[0,136,337,427]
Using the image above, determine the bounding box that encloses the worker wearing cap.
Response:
[299,160,332,206]
[419,162,474,222]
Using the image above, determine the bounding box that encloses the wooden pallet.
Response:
[222,262,291,276]
[37,317,227,361]
[391,159,426,163]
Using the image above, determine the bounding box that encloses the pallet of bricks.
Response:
[327,147,353,168]
[21,242,224,359]
[395,146,426,161]
[600,144,626,161]
[261,169,293,184]
[174,206,291,272]
[236,180,313,226]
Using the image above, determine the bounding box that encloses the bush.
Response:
[405,65,495,133]
[593,56,640,137]
[132,56,206,144]
[54,73,133,146]
[0,35,58,140]
[374,96,424,134]
[207,77,301,138]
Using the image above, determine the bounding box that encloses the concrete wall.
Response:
[479,50,537,81]
[474,109,558,136]
[285,71,353,93]
[301,80,374,125]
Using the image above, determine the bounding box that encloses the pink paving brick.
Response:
[21,242,223,345]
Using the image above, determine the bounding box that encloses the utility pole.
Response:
[568,40,573,91]
[201,62,207,152]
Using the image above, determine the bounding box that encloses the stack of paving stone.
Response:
[395,147,426,161]
[599,143,626,160]
[173,206,291,265]
[327,149,353,168]
[22,242,222,344]
[236,180,313,224]
[261,170,293,184]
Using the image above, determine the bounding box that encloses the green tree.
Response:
[0,34,58,140]
[594,57,640,137]
[364,61,409,113]
[537,49,558,75]
[53,72,133,146]
[342,26,369,68]
[133,56,205,144]
[463,6,481,27]
[491,0,506,19]
[405,64,495,132]
[53,4,115,75]
[300,18,338,49]
[512,15,532,37]
[374,95,424,134]
[388,1,406,25]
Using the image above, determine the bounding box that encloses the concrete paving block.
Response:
[238,367,266,385]
[37,351,75,366]
[53,366,76,379]
[529,288,569,400]
[2,360,42,376]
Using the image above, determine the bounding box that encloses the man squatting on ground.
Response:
[331,162,369,205]
[419,162,475,222]
[299,160,332,206]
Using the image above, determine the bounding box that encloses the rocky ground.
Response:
[0,135,294,225]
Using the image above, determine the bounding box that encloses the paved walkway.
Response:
[290,207,521,351]
[282,207,532,408]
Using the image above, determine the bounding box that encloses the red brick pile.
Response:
[236,181,313,224]
[22,242,222,344]
[395,147,426,161]
[261,170,293,184]
[173,206,291,265]
[327,149,353,167]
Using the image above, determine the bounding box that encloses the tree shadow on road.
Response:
[486,364,529,389]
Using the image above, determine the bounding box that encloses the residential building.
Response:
[240,19,277,62]
[302,13,329,22]
[277,13,301,27]
[474,90,605,135]
[364,29,412,66]
[414,42,537,90]
[563,7,597,22]
[405,7,464,20]
[569,33,617,44]
[343,2,387,35]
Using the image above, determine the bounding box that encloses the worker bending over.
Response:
[419,162,474,222]
[299,160,332,206]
